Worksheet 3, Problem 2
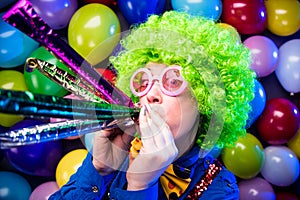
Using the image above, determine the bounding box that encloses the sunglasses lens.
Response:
[162,68,185,94]
[131,71,150,94]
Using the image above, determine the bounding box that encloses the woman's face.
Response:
[137,62,199,153]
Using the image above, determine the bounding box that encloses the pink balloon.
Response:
[243,35,279,77]
[29,181,59,200]
[261,146,300,187]
[238,177,275,200]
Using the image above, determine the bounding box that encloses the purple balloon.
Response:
[31,0,78,29]
[243,35,279,77]
[5,119,63,177]
[29,181,59,200]
[239,177,276,200]
[261,146,300,187]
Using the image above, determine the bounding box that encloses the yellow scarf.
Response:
[130,137,191,199]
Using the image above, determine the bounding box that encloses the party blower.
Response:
[0,0,138,148]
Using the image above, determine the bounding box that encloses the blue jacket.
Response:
[49,146,239,199]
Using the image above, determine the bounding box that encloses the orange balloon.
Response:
[265,0,300,36]
[55,149,88,188]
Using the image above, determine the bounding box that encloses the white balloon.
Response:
[275,39,300,93]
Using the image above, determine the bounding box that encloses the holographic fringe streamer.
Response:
[0,118,135,149]
[0,89,139,120]
[2,0,134,108]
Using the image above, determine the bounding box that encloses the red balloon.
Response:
[256,98,300,145]
[221,0,267,34]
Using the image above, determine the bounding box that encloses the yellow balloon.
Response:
[0,70,28,127]
[265,0,300,36]
[217,23,241,44]
[68,3,121,65]
[288,128,300,158]
[55,149,88,188]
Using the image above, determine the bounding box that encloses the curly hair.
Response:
[110,11,256,149]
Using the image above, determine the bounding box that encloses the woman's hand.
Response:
[126,104,178,190]
[92,123,136,176]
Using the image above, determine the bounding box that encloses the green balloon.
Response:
[221,133,265,179]
[24,46,73,97]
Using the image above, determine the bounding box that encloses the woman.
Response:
[50,11,255,199]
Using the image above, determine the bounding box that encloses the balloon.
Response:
[56,149,88,188]
[29,181,59,200]
[84,132,95,153]
[117,0,166,25]
[275,39,300,93]
[276,191,299,200]
[0,0,17,9]
[68,4,121,65]
[0,13,39,68]
[171,0,222,20]
[246,79,266,128]
[238,177,275,200]
[221,133,265,179]
[288,128,300,159]
[5,119,63,177]
[221,0,267,34]
[31,0,78,30]
[0,171,32,200]
[0,70,28,127]
[80,0,117,7]
[256,98,300,145]
[24,46,72,97]
[217,23,241,44]
[243,36,279,77]
[265,0,300,36]
[261,146,299,187]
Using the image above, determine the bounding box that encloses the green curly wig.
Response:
[110,11,256,149]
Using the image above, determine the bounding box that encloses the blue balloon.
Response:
[246,79,266,128]
[171,0,222,20]
[0,171,32,200]
[117,0,166,25]
[0,13,39,68]
[5,119,63,177]
[84,132,95,153]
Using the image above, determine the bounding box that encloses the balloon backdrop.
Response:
[275,39,300,94]
[0,171,32,200]
[0,70,28,127]
[171,0,222,20]
[256,98,300,145]
[238,177,275,200]
[246,79,266,128]
[0,13,39,68]
[29,181,59,200]
[117,0,166,25]
[243,35,278,77]
[31,0,78,30]
[221,0,267,34]
[261,146,299,187]
[0,0,300,198]
[221,133,265,179]
[55,149,88,188]
[24,46,73,97]
[265,0,300,36]
[68,3,121,65]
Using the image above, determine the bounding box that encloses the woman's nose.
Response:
[146,82,162,103]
